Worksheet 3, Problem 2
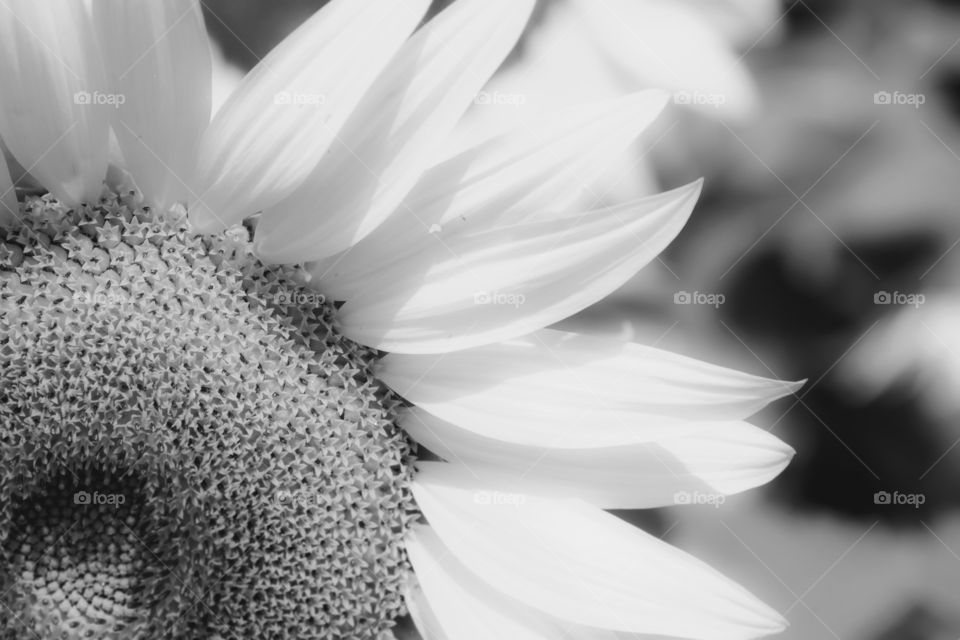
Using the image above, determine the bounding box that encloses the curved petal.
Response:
[686,0,785,47]
[254,0,537,264]
[190,0,431,232]
[570,0,758,119]
[407,526,639,639]
[404,579,452,640]
[311,91,670,299]
[413,463,787,639]
[0,0,109,204]
[379,327,801,445]
[338,182,702,353]
[0,150,19,227]
[95,0,211,212]
[403,411,794,509]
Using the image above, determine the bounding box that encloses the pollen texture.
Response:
[0,192,417,639]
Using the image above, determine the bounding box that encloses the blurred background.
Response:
[203,1,960,637]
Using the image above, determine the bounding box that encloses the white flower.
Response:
[0,1,799,638]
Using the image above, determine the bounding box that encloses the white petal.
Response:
[312,91,669,299]
[338,182,701,353]
[407,527,554,640]
[0,1,109,204]
[190,0,431,232]
[94,0,211,212]
[570,0,758,119]
[0,151,19,227]
[413,463,788,639]
[404,411,794,509]
[404,579,452,640]
[254,0,536,264]
[379,327,801,446]
[685,0,785,48]
[407,525,637,639]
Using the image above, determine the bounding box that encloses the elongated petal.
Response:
[254,0,536,264]
[379,327,801,445]
[413,463,787,639]
[0,151,19,227]
[312,91,669,299]
[404,411,794,508]
[95,0,211,213]
[570,0,758,119]
[405,580,452,640]
[407,526,635,639]
[190,0,430,232]
[0,1,109,204]
[338,182,701,353]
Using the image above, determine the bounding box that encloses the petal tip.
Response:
[769,378,805,402]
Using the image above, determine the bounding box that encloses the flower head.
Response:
[1,195,415,637]
[0,1,800,638]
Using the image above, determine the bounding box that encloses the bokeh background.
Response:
[202,1,960,637]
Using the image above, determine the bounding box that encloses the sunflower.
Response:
[0,1,800,638]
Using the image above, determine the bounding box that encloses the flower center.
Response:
[0,191,417,639]
[5,470,162,638]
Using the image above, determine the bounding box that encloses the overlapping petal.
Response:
[403,410,794,508]
[254,0,536,264]
[191,0,430,232]
[337,182,701,353]
[405,580,452,640]
[0,1,109,204]
[95,0,211,213]
[0,151,18,227]
[569,0,759,118]
[311,91,670,299]
[413,463,787,639]
[379,327,800,444]
[407,526,638,639]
